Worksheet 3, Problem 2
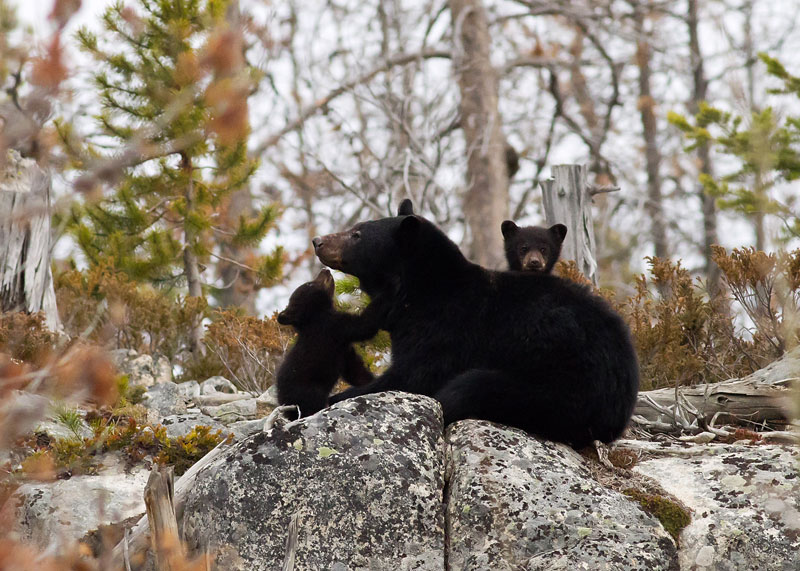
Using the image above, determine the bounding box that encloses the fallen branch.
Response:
[632,347,799,435]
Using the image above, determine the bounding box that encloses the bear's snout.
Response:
[312,236,323,250]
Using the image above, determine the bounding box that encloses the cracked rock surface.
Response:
[635,442,800,571]
[445,420,678,570]
[181,391,446,570]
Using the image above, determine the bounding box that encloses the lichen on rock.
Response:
[181,391,446,570]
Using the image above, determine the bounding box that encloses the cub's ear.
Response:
[550,224,568,243]
[313,268,336,297]
[397,199,415,216]
[501,220,519,239]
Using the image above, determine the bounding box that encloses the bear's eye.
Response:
[540,247,547,255]
[352,230,361,240]
[519,246,529,253]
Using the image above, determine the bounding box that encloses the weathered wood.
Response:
[0,149,60,330]
[632,346,799,434]
[144,466,183,571]
[540,164,598,285]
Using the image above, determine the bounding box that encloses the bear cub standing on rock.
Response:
[276,269,374,418]
[501,220,567,274]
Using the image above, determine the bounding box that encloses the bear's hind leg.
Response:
[433,369,596,447]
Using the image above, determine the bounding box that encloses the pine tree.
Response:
[669,54,800,245]
[62,0,283,351]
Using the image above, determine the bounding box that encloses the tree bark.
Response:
[448,0,508,269]
[0,150,60,331]
[633,8,669,261]
[687,0,721,293]
[540,164,597,285]
[181,152,204,354]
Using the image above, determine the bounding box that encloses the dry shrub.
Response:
[712,246,800,354]
[183,309,292,393]
[619,257,764,390]
[0,312,57,365]
[55,264,207,360]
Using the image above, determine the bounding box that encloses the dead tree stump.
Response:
[0,150,60,330]
[540,164,598,285]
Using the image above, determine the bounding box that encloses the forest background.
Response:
[2,0,800,392]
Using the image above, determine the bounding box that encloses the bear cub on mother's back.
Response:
[276,269,374,418]
[501,220,567,274]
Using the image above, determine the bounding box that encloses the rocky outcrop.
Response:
[141,381,188,417]
[7,465,148,550]
[633,440,800,571]
[110,349,171,388]
[181,392,446,570]
[446,421,678,570]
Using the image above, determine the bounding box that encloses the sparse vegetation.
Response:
[623,488,692,542]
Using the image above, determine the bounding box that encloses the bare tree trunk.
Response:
[449,0,508,269]
[0,150,60,331]
[633,8,668,261]
[540,164,597,285]
[181,152,204,354]
[687,0,721,292]
[741,0,766,252]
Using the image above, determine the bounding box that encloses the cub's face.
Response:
[501,221,567,273]
[277,269,335,327]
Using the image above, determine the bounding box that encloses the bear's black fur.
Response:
[313,200,638,447]
[501,220,567,274]
[275,269,375,418]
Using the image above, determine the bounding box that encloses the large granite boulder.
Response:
[181,392,446,570]
[446,420,678,570]
[6,466,148,550]
[634,441,800,571]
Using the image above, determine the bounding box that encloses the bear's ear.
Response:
[501,220,518,239]
[313,269,336,298]
[397,199,415,216]
[396,214,421,242]
[550,224,568,243]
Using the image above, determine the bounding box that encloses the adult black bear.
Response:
[312,200,638,447]
[276,269,374,418]
[501,220,567,274]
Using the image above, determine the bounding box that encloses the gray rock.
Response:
[176,380,201,399]
[111,349,172,388]
[7,467,148,550]
[182,391,445,570]
[446,421,678,570]
[160,410,224,439]
[200,398,257,424]
[226,418,270,441]
[255,385,278,416]
[193,392,252,407]
[635,442,800,571]
[142,381,187,417]
[34,419,93,441]
[200,375,238,395]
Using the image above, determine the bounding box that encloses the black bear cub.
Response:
[501,220,567,274]
[276,269,374,418]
